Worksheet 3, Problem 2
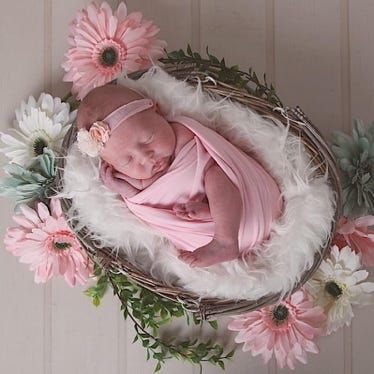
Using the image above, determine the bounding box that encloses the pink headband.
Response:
[77,98,154,157]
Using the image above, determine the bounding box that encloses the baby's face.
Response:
[100,108,176,180]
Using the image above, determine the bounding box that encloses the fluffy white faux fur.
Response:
[61,67,335,300]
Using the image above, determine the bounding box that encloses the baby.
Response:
[76,84,282,268]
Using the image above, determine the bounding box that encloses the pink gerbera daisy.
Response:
[62,1,167,99]
[4,198,93,286]
[332,216,374,266]
[227,289,326,370]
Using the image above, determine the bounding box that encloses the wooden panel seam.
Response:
[191,0,201,53]
[43,1,53,374]
[44,0,52,92]
[43,284,52,374]
[266,0,276,86]
[344,324,353,374]
[340,0,352,132]
[117,298,126,374]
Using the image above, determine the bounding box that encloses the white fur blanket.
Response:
[61,67,335,300]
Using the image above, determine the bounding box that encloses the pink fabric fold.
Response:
[125,115,282,253]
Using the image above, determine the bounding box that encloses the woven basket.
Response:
[56,60,342,320]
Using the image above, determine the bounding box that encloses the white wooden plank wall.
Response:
[0,0,373,373]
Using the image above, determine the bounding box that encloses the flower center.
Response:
[100,47,118,67]
[45,230,77,253]
[53,241,72,251]
[33,137,48,156]
[94,40,127,75]
[325,281,343,299]
[272,305,289,325]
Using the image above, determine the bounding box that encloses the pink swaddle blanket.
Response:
[124,115,282,254]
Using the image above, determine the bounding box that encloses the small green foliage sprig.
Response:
[85,265,234,373]
[163,45,282,106]
[332,119,374,217]
[83,264,109,307]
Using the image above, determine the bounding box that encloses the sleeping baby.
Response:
[76,84,283,268]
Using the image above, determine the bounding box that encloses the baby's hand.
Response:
[173,200,211,220]
[100,162,139,198]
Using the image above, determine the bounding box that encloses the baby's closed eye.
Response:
[142,133,154,144]
[121,156,132,167]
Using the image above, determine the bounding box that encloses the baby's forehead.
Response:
[113,113,151,138]
[77,85,143,129]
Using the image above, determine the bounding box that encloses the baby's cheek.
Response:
[161,138,175,154]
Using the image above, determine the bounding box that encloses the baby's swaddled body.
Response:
[77,84,282,267]
[126,114,282,254]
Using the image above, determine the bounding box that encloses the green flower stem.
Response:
[105,269,234,373]
[61,91,80,111]
[162,45,282,106]
[61,91,72,103]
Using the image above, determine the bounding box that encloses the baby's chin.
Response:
[125,169,164,182]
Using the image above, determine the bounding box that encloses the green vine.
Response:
[162,45,282,106]
[85,265,234,373]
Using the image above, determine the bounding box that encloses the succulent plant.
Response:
[0,148,56,209]
[332,120,374,218]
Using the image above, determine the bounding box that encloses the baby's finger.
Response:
[190,193,207,203]
[99,162,109,179]
[189,259,198,268]
[173,205,193,219]
[175,211,194,220]
[172,203,186,213]
[178,250,194,263]
[187,210,198,219]
[177,249,189,259]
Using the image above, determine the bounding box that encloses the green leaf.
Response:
[209,54,219,64]
[84,274,109,309]
[196,343,208,357]
[0,148,56,207]
[225,348,236,359]
[208,320,218,330]
[187,44,193,56]
[31,148,56,177]
[160,308,168,319]
[153,352,164,361]
[154,362,162,373]
[193,52,202,61]
[142,339,150,348]
[213,345,223,356]
[218,360,225,370]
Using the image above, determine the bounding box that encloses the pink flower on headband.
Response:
[77,121,110,157]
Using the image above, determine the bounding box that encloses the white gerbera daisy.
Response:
[0,93,75,167]
[306,245,374,334]
[15,93,76,125]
